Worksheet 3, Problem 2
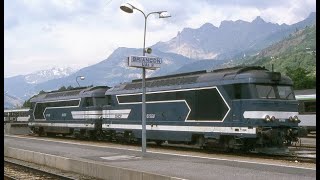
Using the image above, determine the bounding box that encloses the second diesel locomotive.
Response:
[28,86,109,139]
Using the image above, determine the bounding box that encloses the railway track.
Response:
[158,143,317,164]
[4,160,76,180]
[4,158,101,180]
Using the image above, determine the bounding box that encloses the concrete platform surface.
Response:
[4,135,316,180]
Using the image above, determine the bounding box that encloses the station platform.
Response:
[4,135,316,180]
[4,122,30,135]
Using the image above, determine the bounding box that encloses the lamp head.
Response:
[159,11,171,18]
[80,76,85,80]
[120,3,134,13]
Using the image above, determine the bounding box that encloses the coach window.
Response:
[304,101,316,114]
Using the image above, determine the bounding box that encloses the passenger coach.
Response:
[295,89,316,133]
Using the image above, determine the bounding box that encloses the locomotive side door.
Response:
[232,100,242,122]
[231,84,243,122]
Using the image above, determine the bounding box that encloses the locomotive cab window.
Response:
[256,85,276,99]
[95,97,108,107]
[223,84,252,99]
[106,95,112,105]
[277,86,294,100]
[84,97,94,107]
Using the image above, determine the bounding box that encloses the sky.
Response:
[4,0,316,78]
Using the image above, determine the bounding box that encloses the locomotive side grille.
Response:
[124,76,199,90]
[45,92,65,98]
[64,90,82,96]
[45,90,82,99]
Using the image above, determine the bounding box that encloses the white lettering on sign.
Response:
[128,56,162,69]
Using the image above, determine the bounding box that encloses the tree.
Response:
[39,90,46,94]
[285,67,316,90]
[58,86,67,91]
[23,99,31,108]
[67,85,73,90]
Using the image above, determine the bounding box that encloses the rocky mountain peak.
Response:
[199,23,217,30]
[24,66,77,84]
[252,16,265,24]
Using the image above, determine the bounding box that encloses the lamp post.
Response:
[120,3,170,156]
[76,76,85,87]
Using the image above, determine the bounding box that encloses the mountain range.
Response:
[4,67,77,103]
[4,93,23,109]
[4,12,316,108]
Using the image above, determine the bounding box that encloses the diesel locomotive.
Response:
[28,86,109,139]
[100,66,300,151]
[28,66,301,152]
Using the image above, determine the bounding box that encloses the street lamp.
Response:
[120,3,170,156]
[76,76,85,87]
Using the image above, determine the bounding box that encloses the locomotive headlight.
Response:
[264,115,271,122]
[271,116,276,121]
[293,115,300,123]
[289,116,294,122]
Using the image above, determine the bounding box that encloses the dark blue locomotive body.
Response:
[28,86,109,138]
[101,66,300,150]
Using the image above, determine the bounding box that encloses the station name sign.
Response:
[128,55,162,69]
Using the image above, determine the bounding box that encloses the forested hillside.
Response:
[239,25,316,89]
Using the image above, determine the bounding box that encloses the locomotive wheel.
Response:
[196,136,205,148]
[38,128,46,137]
[155,140,164,146]
[47,132,56,137]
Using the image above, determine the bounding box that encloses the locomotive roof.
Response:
[30,86,110,103]
[106,66,293,95]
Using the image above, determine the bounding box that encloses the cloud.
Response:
[4,0,316,77]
